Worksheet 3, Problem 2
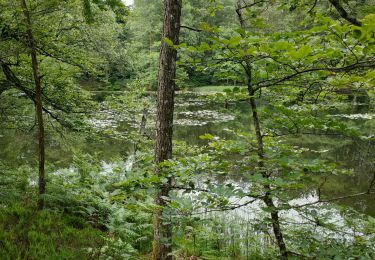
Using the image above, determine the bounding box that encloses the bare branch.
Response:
[236,0,267,12]
[307,0,319,14]
[0,60,72,127]
[173,198,258,216]
[291,191,374,209]
[253,59,375,91]
[180,25,202,32]
[328,0,362,26]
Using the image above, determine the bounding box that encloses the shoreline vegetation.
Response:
[1,0,374,259]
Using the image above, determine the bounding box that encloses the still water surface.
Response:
[0,91,374,215]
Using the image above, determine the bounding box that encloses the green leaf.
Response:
[163,37,174,47]
[199,133,214,140]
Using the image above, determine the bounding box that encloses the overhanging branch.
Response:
[253,59,375,91]
[180,25,202,32]
[0,60,71,127]
[328,0,362,26]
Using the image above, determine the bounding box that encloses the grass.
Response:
[0,204,106,259]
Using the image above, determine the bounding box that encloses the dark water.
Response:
[0,91,374,215]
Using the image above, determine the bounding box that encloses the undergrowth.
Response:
[0,205,105,259]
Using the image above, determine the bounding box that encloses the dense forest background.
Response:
[0,0,374,259]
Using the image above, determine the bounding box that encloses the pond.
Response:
[0,90,374,217]
[174,92,375,216]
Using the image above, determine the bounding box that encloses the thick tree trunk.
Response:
[20,0,46,210]
[153,0,182,259]
[236,1,288,259]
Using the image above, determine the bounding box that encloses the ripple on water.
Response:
[175,110,235,126]
[331,113,375,120]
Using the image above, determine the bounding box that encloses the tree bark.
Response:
[153,0,182,259]
[20,0,46,210]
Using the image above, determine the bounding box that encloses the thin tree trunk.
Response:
[236,1,288,259]
[328,0,362,26]
[247,68,288,260]
[149,31,153,89]
[153,0,182,259]
[20,0,46,210]
[139,107,148,135]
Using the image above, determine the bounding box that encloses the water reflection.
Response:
[0,91,374,215]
